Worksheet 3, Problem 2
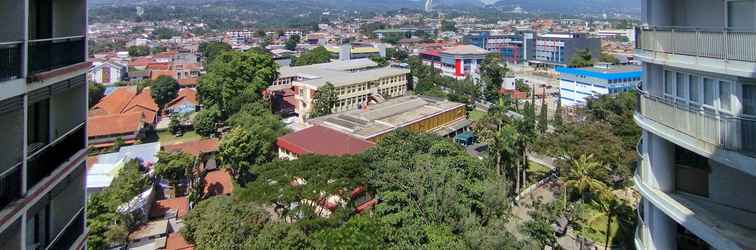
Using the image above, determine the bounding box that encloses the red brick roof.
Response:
[151,70,177,80]
[165,233,194,250]
[202,169,234,197]
[177,77,199,87]
[90,87,159,123]
[129,57,155,68]
[277,126,375,157]
[150,197,189,219]
[87,112,144,138]
[163,138,219,157]
[147,63,172,71]
[164,88,198,111]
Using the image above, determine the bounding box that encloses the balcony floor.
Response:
[636,49,756,78]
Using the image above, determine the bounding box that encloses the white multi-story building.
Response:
[0,0,89,249]
[634,0,756,249]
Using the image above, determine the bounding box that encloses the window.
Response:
[744,84,756,116]
[676,72,686,99]
[665,71,675,95]
[689,75,700,103]
[720,81,732,112]
[703,78,715,106]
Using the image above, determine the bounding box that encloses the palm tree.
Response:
[595,190,622,250]
[563,154,608,203]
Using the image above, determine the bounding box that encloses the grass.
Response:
[156,130,202,146]
[468,109,486,122]
[525,161,553,185]
[575,205,623,247]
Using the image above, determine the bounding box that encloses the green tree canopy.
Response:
[285,35,300,51]
[480,54,508,102]
[193,105,222,137]
[154,151,194,187]
[127,45,150,57]
[310,82,339,118]
[197,50,279,117]
[151,76,180,110]
[199,41,232,65]
[568,49,594,67]
[181,196,270,249]
[293,46,331,66]
[89,82,106,108]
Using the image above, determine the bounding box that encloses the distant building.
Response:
[420,45,492,81]
[276,126,375,160]
[463,31,535,64]
[531,33,601,67]
[309,95,470,142]
[372,29,412,40]
[556,64,642,106]
[326,44,384,61]
[272,59,410,120]
[90,61,129,85]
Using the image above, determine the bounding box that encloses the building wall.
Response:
[559,70,640,106]
[368,106,466,143]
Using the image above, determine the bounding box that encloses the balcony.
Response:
[27,36,85,75]
[637,92,756,159]
[47,208,84,250]
[635,26,756,77]
[0,164,22,211]
[0,41,22,82]
[26,123,86,190]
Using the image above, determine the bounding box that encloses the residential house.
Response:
[90,60,129,85]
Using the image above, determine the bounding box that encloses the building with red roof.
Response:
[276,126,375,160]
[163,138,220,171]
[163,88,198,115]
[150,197,190,219]
[202,169,234,198]
[87,112,145,148]
[165,233,194,250]
[89,86,159,125]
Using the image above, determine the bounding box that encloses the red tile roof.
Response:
[177,77,199,87]
[151,70,177,80]
[164,88,198,111]
[147,63,172,71]
[202,169,234,197]
[163,138,219,157]
[129,57,155,68]
[165,233,194,250]
[90,87,159,123]
[87,112,144,138]
[276,126,375,157]
[150,197,190,219]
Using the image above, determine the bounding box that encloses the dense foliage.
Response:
[199,41,232,65]
[89,82,106,108]
[219,103,286,181]
[293,46,332,66]
[151,76,180,109]
[127,45,150,57]
[310,82,339,118]
[192,105,222,137]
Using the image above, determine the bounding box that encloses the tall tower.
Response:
[0,0,89,249]
[634,0,756,249]
[425,0,433,12]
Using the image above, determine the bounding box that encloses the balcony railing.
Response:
[638,92,756,157]
[27,36,85,75]
[47,208,84,250]
[636,26,756,63]
[0,163,23,211]
[0,41,22,81]
[26,123,86,190]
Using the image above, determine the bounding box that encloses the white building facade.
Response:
[635,0,756,249]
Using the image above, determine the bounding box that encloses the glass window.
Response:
[703,78,715,106]
[744,84,756,116]
[676,72,686,99]
[689,75,700,103]
[720,81,732,112]
[665,71,675,95]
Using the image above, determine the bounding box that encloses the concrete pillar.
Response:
[646,132,675,192]
[646,0,673,26]
[648,204,677,250]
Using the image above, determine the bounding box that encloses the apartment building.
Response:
[272,59,410,120]
[557,64,642,106]
[634,0,756,249]
[419,45,492,81]
[463,31,536,64]
[0,0,89,249]
[532,33,601,67]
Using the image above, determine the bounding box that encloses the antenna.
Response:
[425,0,433,12]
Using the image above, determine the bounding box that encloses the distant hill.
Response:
[489,0,640,14]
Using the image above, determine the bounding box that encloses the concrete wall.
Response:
[0,108,24,173]
[0,220,22,250]
[671,0,725,27]
[708,161,756,214]
[0,0,25,41]
[50,82,86,140]
[53,0,87,37]
[49,164,85,238]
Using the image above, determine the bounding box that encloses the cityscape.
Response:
[0,0,754,250]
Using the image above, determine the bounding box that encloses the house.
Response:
[86,142,161,194]
[163,88,198,115]
[90,86,159,126]
[163,138,219,171]
[87,112,146,148]
[90,61,128,85]
[276,126,375,160]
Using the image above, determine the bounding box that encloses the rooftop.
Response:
[163,138,219,157]
[87,112,144,138]
[277,126,375,156]
[309,95,465,140]
[556,65,642,81]
[280,58,409,88]
[441,45,491,55]
[150,197,190,219]
[202,169,234,198]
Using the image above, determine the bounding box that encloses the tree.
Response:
[127,45,150,57]
[89,82,106,108]
[199,41,232,65]
[151,76,180,110]
[563,154,608,203]
[310,83,339,118]
[154,151,194,194]
[181,196,269,249]
[554,95,563,128]
[480,54,508,102]
[595,191,622,250]
[197,49,279,117]
[169,115,183,135]
[538,92,548,134]
[193,105,221,137]
[153,27,180,39]
[521,200,557,248]
[369,55,388,67]
[441,20,457,32]
[391,48,409,62]
[285,35,300,51]
[600,52,620,64]
[293,46,331,66]
[568,49,594,67]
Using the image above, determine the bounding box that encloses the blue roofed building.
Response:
[556,64,642,106]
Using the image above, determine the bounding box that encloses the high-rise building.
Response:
[0,0,89,249]
[635,1,756,249]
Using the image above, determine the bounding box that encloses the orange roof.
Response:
[91,87,138,115]
[165,233,194,250]
[123,88,159,123]
[163,138,218,157]
[129,57,155,68]
[164,88,198,110]
[202,169,234,197]
[155,51,178,58]
[87,112,144,138]
[147,63,172,71]
[151,69,177,80]
[177,78,199,87]
[150,197,190,219]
